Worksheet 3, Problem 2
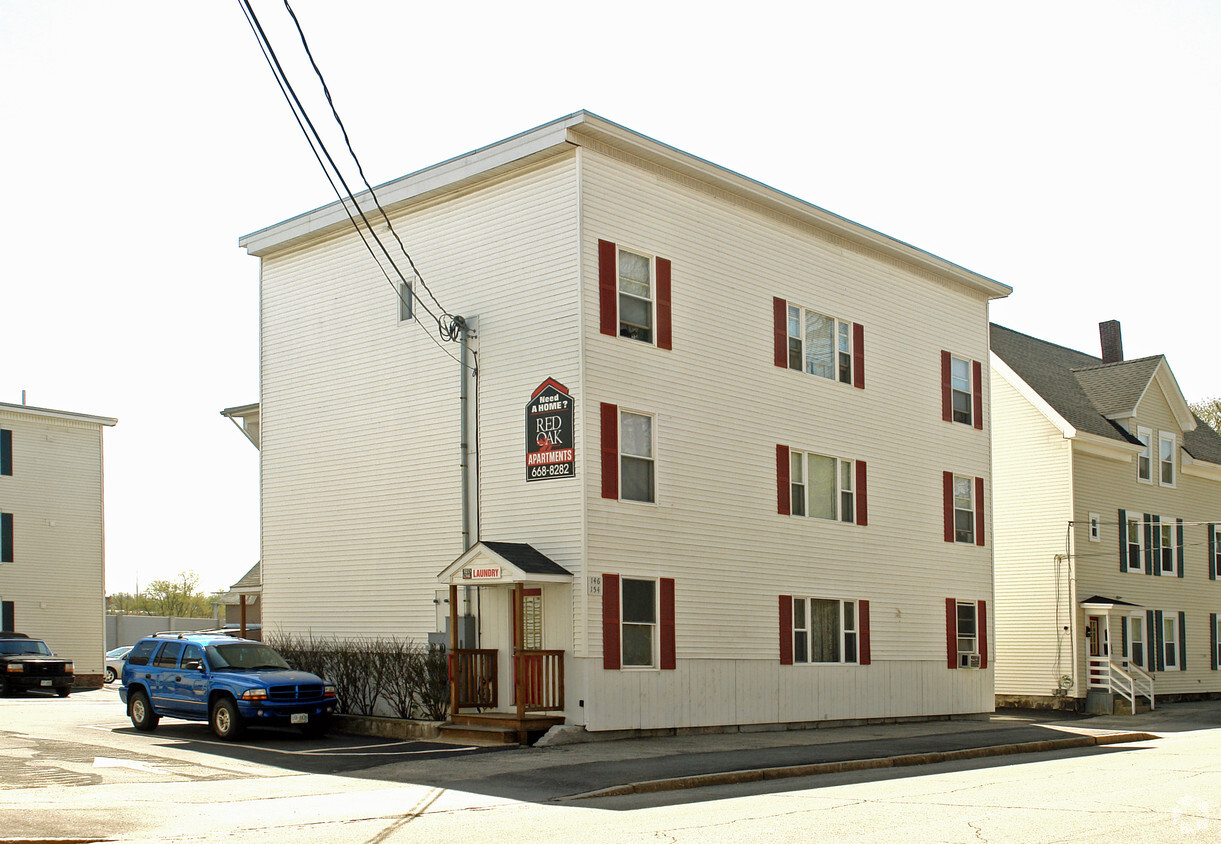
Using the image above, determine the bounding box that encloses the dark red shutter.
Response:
[972,360,984,430]
[941,351,953,422]
[779,595,793,665]
[600,403,618,500]
[855,460,868,526]
[660,577,676,670]
[858,599,871,665]
[946,598,958,669]
[773,297,788,368]
[598,239,617,337]
[602,574,620,670]
[974,476,985,547]
[776,444,791,515]
[852,323,865,389]
[977,600,988,669]
[656,257,672,350]
[943,471,955,543]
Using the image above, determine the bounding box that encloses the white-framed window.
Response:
[789,450,854,523]
[792,597,858,664]
[618,249,653,343]
[1137,427,1152,483]
[786,304,853,385]
[1129,614,1145,668]
[1159,433,1176,487]
[950,355,973,425]
[1088,513,1101,542]
[956,601,978,666]
[1126,514,1143,572]
[620,577,656,668]
[397,278,414,322]
[1162,612,1179,670]
[1214,526,1221,578]
[1214,614,1221,670]
[619,410,654,503]
[953,475,975,544]
[1157,520,1175,574]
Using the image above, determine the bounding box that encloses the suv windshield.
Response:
[204,643,290,671]
[0,640,52,656]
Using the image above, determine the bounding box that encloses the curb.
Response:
[564,731,1159,800]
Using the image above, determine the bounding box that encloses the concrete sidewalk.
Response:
[356,702,1221,802]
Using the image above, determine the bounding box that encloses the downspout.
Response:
[458,316,479,645]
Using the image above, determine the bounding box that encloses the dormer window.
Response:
[1159,433,1176,487]
[1137,427,1152,483]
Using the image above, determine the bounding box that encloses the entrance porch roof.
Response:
[1080,595,1143,612]
[437,541,573,586]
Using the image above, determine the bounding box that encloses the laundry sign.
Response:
[462,566,501,581]
[525,378,575,482]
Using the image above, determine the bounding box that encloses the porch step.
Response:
[440,712,566,746]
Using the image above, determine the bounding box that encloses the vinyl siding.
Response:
[577,148,995,726]
[259,154,582,638]
[989,365,1075,697]
[0,410,107,676]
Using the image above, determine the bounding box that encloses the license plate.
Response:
[40,680,53,686]
[290,713,308,724]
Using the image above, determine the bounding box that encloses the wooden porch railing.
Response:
[450,648,498,713]
[513,649,564,713]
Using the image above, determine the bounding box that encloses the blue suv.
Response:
[120,632,337,740]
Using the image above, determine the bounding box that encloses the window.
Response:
[1159,433,1176,487]
[1129,614,1145,668]
[599,240,672,348]
[617,249,653,343]
[126,640,157,667]
[1157,520,1174,574]
[1126,514,1143,572]
[1136,427,1152,482]
[0,429,10,476]
[1212,613,1220,671]
[1162,613,1179,670]
[953,476,974,544]
[621,578,656,668]
[0,512,11,563]
[789,451,854,523]
[619,411,654,503]
[777,300,860,387]
[181,644,204,671]
[397,278,413,322]
[153,641,184,668]
[601,574,675,671]
[1212,525,1220,581]
[1088,513,1100,542]
[791,597,859,664]
[946,599,987,668]
[941,352,982,429]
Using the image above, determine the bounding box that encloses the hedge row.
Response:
[266,633,449,720]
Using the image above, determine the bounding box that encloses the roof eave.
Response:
[0,402,117,427]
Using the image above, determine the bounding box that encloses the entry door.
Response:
[1086,616,1103,658]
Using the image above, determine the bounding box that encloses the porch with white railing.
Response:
[1088,657,1155,713]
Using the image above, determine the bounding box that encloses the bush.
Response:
[266,632,448,719]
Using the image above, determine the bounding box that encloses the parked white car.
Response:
[104,646,132,684]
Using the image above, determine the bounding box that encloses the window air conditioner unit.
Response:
[960,653,981,669]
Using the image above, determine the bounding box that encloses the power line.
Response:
[236,0,472,370]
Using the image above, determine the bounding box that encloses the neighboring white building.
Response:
[0,401,116,686]
[240,111,1010,734]
[991,322,1221,711]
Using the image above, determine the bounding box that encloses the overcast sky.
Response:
[2,1,1217,596]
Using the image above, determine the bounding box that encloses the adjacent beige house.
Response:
[0,401,116,686]
[240,111,1010,735]
[990,322,1221,712]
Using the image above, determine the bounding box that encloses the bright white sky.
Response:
[2,1,1217,596]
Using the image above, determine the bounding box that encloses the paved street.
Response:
[2,688,1220,842]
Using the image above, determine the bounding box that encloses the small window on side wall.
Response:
[1158,434,1176,487]
[397,279,414,322]
[1088,514,1101,542]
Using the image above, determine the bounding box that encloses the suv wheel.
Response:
[211,698,245,741]
[130,690,159,732]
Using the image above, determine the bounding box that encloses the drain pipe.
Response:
[457,316,479,646]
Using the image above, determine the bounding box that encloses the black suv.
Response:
[0,632,74,696]
[120,632,336,740]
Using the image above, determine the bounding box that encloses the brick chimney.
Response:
[1099,320,1123,364]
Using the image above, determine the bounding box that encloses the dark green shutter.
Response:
[0,601,12,632]
[1121,616,1128,657]
[1152,515,1162,576]
[1118,509,1127,572]
[1144,515,1154,575]
[1210,525,1217,581]
[1179,611,1187,670]
[1177,519,1185,578]
[1153,610,1164,671]
[1211,614,1218,671]
[0,429,10,476]
[0,513,11,564]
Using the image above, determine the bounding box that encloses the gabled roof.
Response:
[437,541,573,585]
[239,111,1010,300]
[990,324,1221,466]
